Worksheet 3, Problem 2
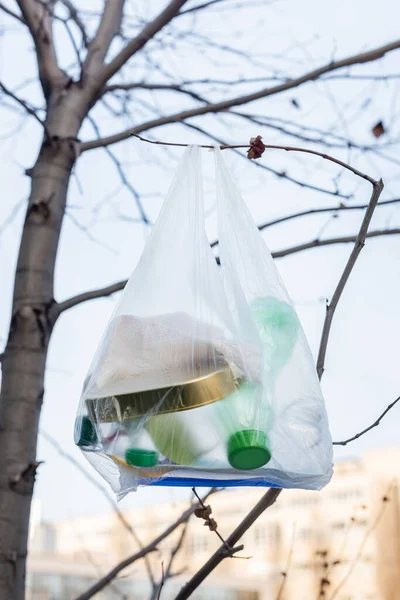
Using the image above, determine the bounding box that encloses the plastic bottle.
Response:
[214,296,300,470]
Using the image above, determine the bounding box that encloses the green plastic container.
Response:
[125,448,158,467]
[228,429,271,470]
[74,416,98,448]
[215,381,273,470]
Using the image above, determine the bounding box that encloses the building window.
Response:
[254,523,280,546]
[291,495,319,506]
[188,535,208,555]
[298,527,313,540]
[331,488,363,501]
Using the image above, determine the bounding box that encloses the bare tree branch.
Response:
[132,133,377,184]
[103,82,209,104]
[59,0,89,47]
[333,395,400,446]
[16,0,67,97]
[57,279,127,313]
[179,0,227,15]
[316,179,384,378]
[273,228,400,258]
[40,429,156,586]
[83,0,124,76]
[329,487,393,600]
[56,229,400,314]
[175,488,281,600]
[182,122,352,199]
[87,115,150,223]
[81,38,400,151]
[97,0,189,88]
[73,489,216,600]
[0,80,47,131]
[276,524,296,600]
[216,199,400,238]
[0,1,25,23]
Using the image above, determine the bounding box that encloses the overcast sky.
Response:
[1,0,400,524]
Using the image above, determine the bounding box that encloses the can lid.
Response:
[125,448,159,467]
[227,430,271,470]
[75,416,98,447]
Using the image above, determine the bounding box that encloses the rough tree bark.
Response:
[0,86,90,598]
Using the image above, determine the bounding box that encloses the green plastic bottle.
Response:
[123,419,159,467]
[251,296,299,375]
[215,296,300,470]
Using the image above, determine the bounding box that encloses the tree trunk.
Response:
[0,89,87,599]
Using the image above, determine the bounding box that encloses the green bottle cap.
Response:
[75,416,98,447]
[125,448,159,468]
[227,430,271,470]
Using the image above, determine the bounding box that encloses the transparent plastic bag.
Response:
[74,146,333,497]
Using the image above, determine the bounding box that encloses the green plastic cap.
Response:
[125,448,159,468]
[75,416,98,447]
[227,430,271,470]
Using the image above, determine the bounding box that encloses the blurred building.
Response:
[27,447,400,600]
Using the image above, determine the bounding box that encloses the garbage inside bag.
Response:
[75,145,333,497]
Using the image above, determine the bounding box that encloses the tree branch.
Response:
[181,122,352,199]
[179,0,227,15]
[59,0,89,47]
[131,133,377,184]
[332,395,400,446]
[73,489,216,600]
[40,429,156,586]
[273,228,399,259]
[0,80,47,131]
[81,38,400,151]
[103,81,209,104]
[16,0,67,97]
[0,1,25,23]
[174,488,281,600]
[57,279,126,313]
[316,179,384,378]
[83,0,124,76]
[56,229,400,314]
[97,0,189,88]
[216,199,400,238]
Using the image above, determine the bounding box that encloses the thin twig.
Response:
[80,38,400,152]
[182,121,352,199]
[273,229,399,259]
[0,1,25,23]
[73,489,217,600]
[328,485,393,600]
[156,562,164,600]
[56,228,400,313]
[191,488,246,558]
[276,523,296,600]
[40,430,156,586]
[239,198,400,235]
[0,81,47,132]
[174,489,281,600]
[316,178,384,378]
[132,134,377,184]
[333,395,400,446]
